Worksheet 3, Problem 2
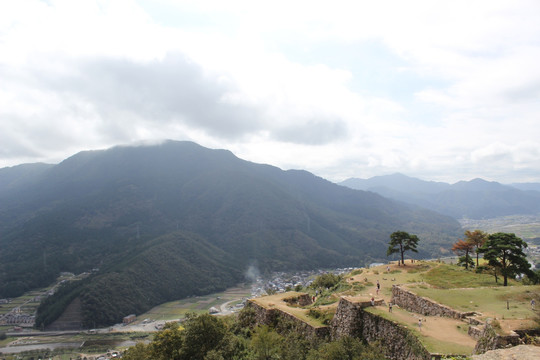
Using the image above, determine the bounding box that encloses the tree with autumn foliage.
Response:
[464,230,488,267]
[452,239,475,269]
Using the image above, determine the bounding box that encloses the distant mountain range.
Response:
[340,173,540,220]
[0,141,461,328]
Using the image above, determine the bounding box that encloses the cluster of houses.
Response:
[251,267,356,297]
[0,307,35,327]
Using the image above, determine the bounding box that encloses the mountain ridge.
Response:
[0,141,462,327]
[340,173,540,219]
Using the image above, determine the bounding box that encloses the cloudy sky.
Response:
[1,0,540,184]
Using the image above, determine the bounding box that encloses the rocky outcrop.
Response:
[472,344,540,360]
[392,285,476,319]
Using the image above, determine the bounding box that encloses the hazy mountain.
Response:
[340,173,450,194]
[0,141,461,328]
[510,182,540,192]
[340,174,540,219]
[0,163,53,195]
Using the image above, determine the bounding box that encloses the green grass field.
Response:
[408,284,539,320]
[423,263,518,289]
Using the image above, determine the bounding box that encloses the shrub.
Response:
[307,308,335,325]
[310,273,342,289]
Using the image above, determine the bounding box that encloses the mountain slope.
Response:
[340,174,540,219]
[0,141,462,327]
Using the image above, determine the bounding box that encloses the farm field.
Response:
[460,214,540,240]
[139,284,250,321]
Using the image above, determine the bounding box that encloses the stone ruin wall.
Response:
[391,285,535,355]
[473,323,522,354]
[391,285,475,319]
[248,296,433,360]
[245,300,330,340]
[247,289,535,359]
[331,297,432,360]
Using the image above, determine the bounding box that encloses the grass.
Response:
[417,331,474,355]
[423,263,513,289]
[409,285,540,321]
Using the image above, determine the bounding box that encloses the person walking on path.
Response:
[388,302,393,313]
[531,299,536,310]
[418,319,422,330]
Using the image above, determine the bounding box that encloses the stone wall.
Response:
[468,325,484,340]
[474,323,521,354]
[245,300,329,340]
[331,298,432,360]
[392,285,475,319]
[283,293,312,307]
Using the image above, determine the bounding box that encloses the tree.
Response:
[310,273,342,289]
[479,232,531,286]
[122,342,152,360]
[180,313,227,360]
[387,231,419,266]
[149,322,183,360]
[452,239,475,269]
[251,325,283,360]
[307,336,385,360]
[465,230,488,267]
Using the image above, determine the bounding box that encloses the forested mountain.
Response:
[340,174,540,219]
[0,163,53,195]
[0,141,462,328]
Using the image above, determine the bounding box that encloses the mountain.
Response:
[340,173,450,194]
[0,163,53,195]
[0,141,462,328]
[510,182,540,192]
[340,174,540,219]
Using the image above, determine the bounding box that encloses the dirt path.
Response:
[385,306,476,348]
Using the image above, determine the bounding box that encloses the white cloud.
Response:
[1,0,540,183]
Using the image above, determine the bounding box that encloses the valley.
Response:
[2,260,539,359]
[459,214,540,241]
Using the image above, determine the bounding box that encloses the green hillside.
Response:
[0,141,463,327]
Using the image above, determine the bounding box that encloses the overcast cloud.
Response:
[1,0,540,184]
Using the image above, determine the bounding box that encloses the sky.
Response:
[1,0,540,184]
